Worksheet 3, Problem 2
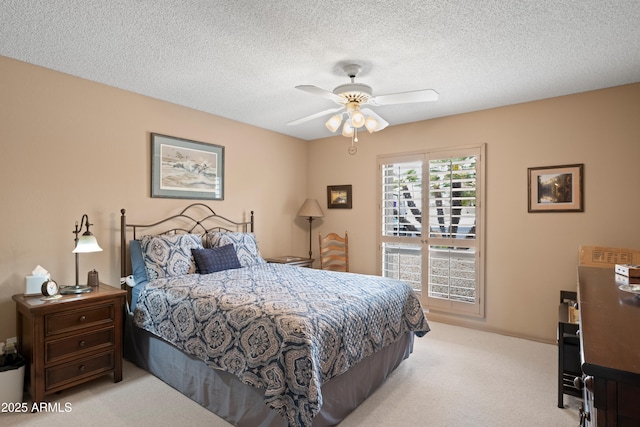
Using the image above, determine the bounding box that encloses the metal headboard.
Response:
[120,203,254,289]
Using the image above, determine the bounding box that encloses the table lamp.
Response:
[60,214,103,294]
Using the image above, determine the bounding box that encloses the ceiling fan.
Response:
[288,63,439,145]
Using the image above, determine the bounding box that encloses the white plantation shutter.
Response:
[378,145,485,317]
[381,160,423,239]
[380,155,424,292]
[428,156,477,240]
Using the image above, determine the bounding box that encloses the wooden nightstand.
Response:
[12,284,126,402]
[265,256,314,268]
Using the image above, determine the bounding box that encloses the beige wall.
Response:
[308,82,640,342]
[0,56,310,340]
[2,55,639,344]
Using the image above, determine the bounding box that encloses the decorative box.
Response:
[614,264,640,278]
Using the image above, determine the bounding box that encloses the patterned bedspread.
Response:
[134,263,429,426]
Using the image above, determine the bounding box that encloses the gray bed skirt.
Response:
[124,313,414,426]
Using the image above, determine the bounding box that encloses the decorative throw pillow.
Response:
[129,240,149,287]
[204,231,266,267]
[192,244,242,274]
[140,233,203,280]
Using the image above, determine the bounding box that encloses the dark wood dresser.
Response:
[577,266,640,426]
[13,284,126,402]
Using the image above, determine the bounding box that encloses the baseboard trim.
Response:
[425,311,556,345]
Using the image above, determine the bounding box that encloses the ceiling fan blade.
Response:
[295,85,343,103]
[369,89,439,106]
[287,106,344,126]
[361,108,389,131]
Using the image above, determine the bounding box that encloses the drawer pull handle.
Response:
[78,365,86,373]
[584,376,594,392]
[79,340,86,348]
[573,376,584,390]
[79,315,86,322]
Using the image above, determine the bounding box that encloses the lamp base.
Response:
[60,285,94,294]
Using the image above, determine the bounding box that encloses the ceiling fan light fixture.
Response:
[342,122,354,138]
[291,62,438,143]
[350,109,365,128]
[325,114,343,133]
[364,116,379,133]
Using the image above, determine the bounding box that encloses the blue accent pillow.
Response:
[129,240,149,287]
[192,244,242,274]
[129,240,150,312]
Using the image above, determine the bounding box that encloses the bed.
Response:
[120,204,430,427]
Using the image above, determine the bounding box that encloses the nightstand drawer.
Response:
[45,351,114,391]
[45,303,114,336]
[46,327,115,363]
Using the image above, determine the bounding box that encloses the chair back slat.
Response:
[318,232,349,272]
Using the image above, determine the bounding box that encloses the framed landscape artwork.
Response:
[528,164,583,212]
[327,185,352,209]
[151,133,224,200]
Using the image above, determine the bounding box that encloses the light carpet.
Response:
[0,322,581,426]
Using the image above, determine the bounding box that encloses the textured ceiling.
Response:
[2,1,640,140]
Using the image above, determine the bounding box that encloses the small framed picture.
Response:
[528,164,583,212]
[327,185,352,209]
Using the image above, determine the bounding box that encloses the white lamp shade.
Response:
[365,116,379,133]
[297,198,324,218]
[73,233,103,253]
[351,109,365,128]
[342,122,354,137]
[325,114,343,132]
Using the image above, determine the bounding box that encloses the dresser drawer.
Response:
[46,327,115,363]
[45,351,114,391]
[45,303,114,336]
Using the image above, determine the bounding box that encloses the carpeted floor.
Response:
[0,322,581,426]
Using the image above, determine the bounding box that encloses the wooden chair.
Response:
[318,232,349,272]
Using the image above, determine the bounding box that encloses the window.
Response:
[378,145,485,317]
